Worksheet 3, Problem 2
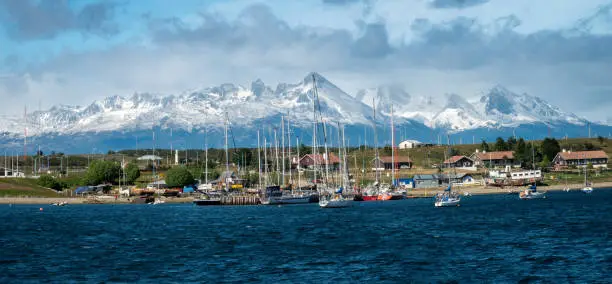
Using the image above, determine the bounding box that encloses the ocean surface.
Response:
[1,190,611,283]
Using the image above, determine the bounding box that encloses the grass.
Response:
[0,178,62,197]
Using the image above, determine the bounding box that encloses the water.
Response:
[1,191,611,283]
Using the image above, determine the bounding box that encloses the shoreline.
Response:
[2,182,611,205]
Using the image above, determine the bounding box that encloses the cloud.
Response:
[0,0,119,40]
[1,1,612,122]
[429,0,490,9]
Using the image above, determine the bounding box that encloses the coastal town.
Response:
[1,135,610,206]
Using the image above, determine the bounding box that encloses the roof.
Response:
[300,153,340,164]
[414,174,440,180]
[377,156,412,163]
[399,140,422,144]
[443,155,472,164]
[474,151,514,161]
[557,150,608,160]
[137,155,163,161]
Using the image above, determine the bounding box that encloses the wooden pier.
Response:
[220,195,260,205]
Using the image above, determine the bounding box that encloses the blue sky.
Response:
[1,0,612,122]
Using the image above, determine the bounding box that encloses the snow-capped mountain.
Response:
[354,84,588,131]
[0,72,604,153]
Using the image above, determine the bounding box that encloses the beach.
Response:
[2,182,611,204]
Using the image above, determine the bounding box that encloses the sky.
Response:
[1,0,612,123]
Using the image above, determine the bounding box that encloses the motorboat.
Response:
[581,187,593,194]
[51,201,67,206]
[193,192,222,206]
[319,194,353,208]
[519,184,546,199]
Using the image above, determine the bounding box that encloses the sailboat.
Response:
[435,148,461,207]
[581,164,593,193]
[434,184,461,207]
[563,172,571,192]
[361,98,381,201]
[193,114,228,206]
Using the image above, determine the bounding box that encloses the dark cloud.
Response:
[429,0,490,9]
[0,0,118,40]
[351,23,392,58]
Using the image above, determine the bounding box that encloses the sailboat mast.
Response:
[337,122,342,187]
[391,104,395,186]
[205,124,208,184]
[274,128,280,185]
[264,137,268,186]
[257,130,262,191]
[297,136,301,190]
[342,124,348,189]
[224,113,230,192]
[287,117,292,186]
[323,119,330,189]
[281,116,285,186]
[312,75,318,189]
[372,98,380,184]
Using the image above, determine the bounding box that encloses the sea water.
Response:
[1,190,611,283]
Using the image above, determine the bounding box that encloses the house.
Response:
[443,173,477,186]
[398,140,423,149]
[552,150,609,169]
[372,156,412,170]
[137,155,163,169]
[443,156,474,169]
[471,150,520,168]
[413,174,444,188]
[297,153,340,171]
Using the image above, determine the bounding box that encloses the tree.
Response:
[495,137,508,151]
[83,160,121,185]
[586,162,594,170]
[507,136,517,150]
[481,139,490,152]
[166,166,195,188]
[299,143,310,156]
[37,175,62,191]
[597,136,606,145]
[449,148,460,156]
[541,138,561,162]
[123,163,140,184]
[108,150,116,155]
[538,155,550,170]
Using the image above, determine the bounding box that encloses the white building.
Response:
[398,139,423,149]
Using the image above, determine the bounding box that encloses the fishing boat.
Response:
[434,184,461,207]
[51,201,67,206]
[519,184,546,199]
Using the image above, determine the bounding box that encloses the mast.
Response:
[24,106,27,176]
[323,119,330,189]
[224,113,230,192]
[287,117,292,186]
[337,122,342,187]
[391,104,395,186]
[205,123,208,184]
[274,128,280,185]
[281,116,285,186]
[342,124,348,189]
[297,136,301,190]
[372,98,380,184]
[264,137,268,187]
[258,130,262,191]
[312,75,318,189]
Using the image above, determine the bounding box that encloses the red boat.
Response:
[362,195,379,201]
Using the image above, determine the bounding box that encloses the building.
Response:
[413,174,444,188]
[443,173,477,186]
[443,156,474,169]
[372,156,412,170]
[398,140,423,149]
[552,150,609,169]
[136,155,163,169]
[471,150,520,168]
[297,153,340,171]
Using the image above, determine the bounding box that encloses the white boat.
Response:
[51,201,67,206]
[267,193,311,205]
[151,199,165,205]
[581,187,593,194]
[319,194,353,208]
[434,196,461,207]
[519,184,546,199]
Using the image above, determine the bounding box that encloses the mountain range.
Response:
[0,72,609,153]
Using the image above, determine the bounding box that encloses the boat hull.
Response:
[319,199,353,208]
[519,192,546,199]
[193,200,222,206]
[361,195,378,201]
[434,198,461,207]
[581,187,593,194]
[263,195,311,205]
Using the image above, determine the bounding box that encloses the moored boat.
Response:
[434,184,461,207]
[193,192,222,206]
[519,184,546,199]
